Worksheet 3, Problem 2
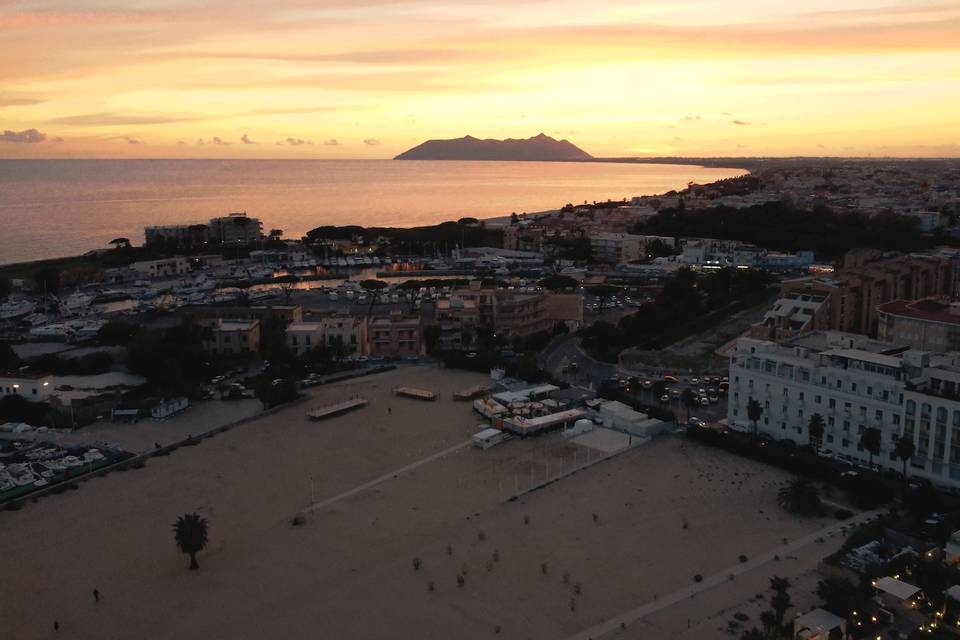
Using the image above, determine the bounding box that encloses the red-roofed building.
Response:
[878,298,960,352]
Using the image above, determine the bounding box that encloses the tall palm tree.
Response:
[777,478,821,516]
[747,399,763,437]
[894,436,915,483]
[859,426,882,469]
[173,513,209,571]
[807,413,825,454]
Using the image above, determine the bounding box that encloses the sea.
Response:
[0,159,744,265]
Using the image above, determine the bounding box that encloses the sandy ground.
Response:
[0,365,834,640]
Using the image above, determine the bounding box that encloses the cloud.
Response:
[277,137,312,146]
[0,128,46,143]
[123,136,144,145]
[196,138,205,145]
[49,112,200,126]
[241,134,257,145]
[0,94,45,107]
[732,120,751,125]
[683,115,702,121]
[177,140,186,145]
[51,136,64,143]
[323,139,340,146]
[211,136,231,145]
[363,138,380,146]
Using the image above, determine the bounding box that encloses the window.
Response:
[836,380,842,389]
[851,383,857,392]
[867,386,873,396]
[843,421,850,432]
[815,395,822,404]
[906,400,916,416]
[829,399,836,409]
[893,415,901,425]
[828,417,835,426]
[799,392,805,401]
[875,409,883,421]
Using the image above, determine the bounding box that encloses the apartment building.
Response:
[145,213,263,248]
[878,299,960,352]
[286,315,365,356]
[590,233,645,264]
[365,311,423,357]
[435,297,480,351]
[202,319,260,355]
[727,331,960,488]
[755,250,960,341]
[129,257,191,278]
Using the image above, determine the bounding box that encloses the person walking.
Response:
[54,621,59,633]
[93,588,100,603]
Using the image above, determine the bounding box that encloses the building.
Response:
[0,371,53,401]
[878,298,960,352]
[792,607,846,640]
[202,319,260,355]
[727,331,960,488]
[590,233,645,264]
[285,322,325,356]
[542,293,584,331]
[318,314,365,355]
[183,304,302,326]
[145,213,263,248]
[365,311,423,357]
[129,257,191,278]
[434,296,480,351]
[209,213,263,245]
[759,250,960,339]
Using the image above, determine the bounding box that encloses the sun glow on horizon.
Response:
[1,0,958,159]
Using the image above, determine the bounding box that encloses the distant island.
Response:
[394,133,592,161]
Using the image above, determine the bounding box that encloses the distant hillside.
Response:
[394,133,592,161]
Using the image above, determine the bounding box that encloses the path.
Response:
[301,438,472,514]
[565,507,882,640]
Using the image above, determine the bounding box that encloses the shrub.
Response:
[694,574,703,583]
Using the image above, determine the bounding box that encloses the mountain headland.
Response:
[394,133,592,161]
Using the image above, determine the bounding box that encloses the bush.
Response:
[694,574,703,583]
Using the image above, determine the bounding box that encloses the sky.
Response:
[1,0,958,158]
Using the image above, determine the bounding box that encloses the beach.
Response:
[0,365,834,639]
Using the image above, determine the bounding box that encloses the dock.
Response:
[393,386,437,401]
[307,396,369,420]
[453,384,493,401]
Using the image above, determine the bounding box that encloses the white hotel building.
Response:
[727,331,960,488]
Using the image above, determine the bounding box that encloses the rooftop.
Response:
[878,298,960,326]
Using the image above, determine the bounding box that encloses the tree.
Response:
[807,413,825,454]
[276,274,298,303]
[0,276,11,299]
[769,576,792,630]
[586,284,619,313]
[747,399,763,437]
[777,478,821,516]
[859,426,882,469]
[816,577,866,619]
[360,279,388,317]
[894,436,915,483]
[538,274,579,292]
[173,513,209,570]
[108,237,131,249]
[652,380,667,399]
[681,388,697,421]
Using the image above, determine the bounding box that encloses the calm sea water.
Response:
[0,159,743,264]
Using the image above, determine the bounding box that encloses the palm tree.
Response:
[173,513,209,570]
[777,478,821,516]
[769,576,792,631]
[807,413,825,454]
[859,426,882,469]
[894,436,915,483]
[747,399,763,437]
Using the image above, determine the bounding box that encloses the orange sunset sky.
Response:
[1,0,958,159]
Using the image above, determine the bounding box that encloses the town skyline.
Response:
[1,0,959,159]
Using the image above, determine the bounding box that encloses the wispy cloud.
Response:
[323,139,340,146]
[49,112,200,126]
[211,136,230,145]
[732,120,751,125]
[363,138,380,146]
[123,136,144,145]
[1,128,46,143]
[277,137,312,146]
[0,93,45,107]
[240,134,257,144]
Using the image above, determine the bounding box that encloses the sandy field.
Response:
[0,365,837,640]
